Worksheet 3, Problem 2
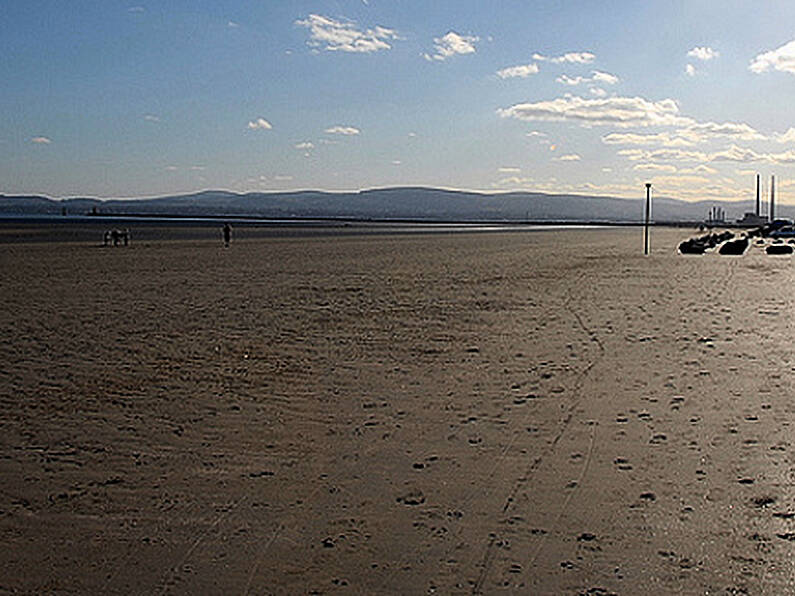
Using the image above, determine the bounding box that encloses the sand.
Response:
[0,224,792,594]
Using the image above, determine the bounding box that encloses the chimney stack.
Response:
[756,173,760,216]
[770,174,775,222]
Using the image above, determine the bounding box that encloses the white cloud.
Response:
[687,46,719,61]
[164,165,178,171]
[592,71,619,85]
[617,148,709,162]
[247,118,272,130]
[619,144,795,165]
[602,121,766,146]
[128,6,144,13]
[773,127,795,143]
[533,51,595,64]
[391,160,402,165]
[709,145,764,163]
[498,95,693,128]
[143,114,160,122]
[190,165,205,171]
[526,131,547,138]
[228,21,239,28]
[556,74,585,86]
[602,132,693,147]
[496,63,539,79]
[274,175,293,181]
[557,70,619,89]
[497,167,521,173]
[680,165,717,174]
[685,64,696,77]
[633,163,677,173]
[648,174,711,187]
[749,40,795,74]
[493,176,535,187]
[31,136,51,144]
[324,125,360,135]
[557,153,581,161]
[424,31,478,61]
[681,121,765,142]
[295,14,399,53]
[295,142,314,149]
[712,145,795,164]
[493,177,644,197]
[644,177,748,201]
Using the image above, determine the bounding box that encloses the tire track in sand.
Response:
[472,271,605,594]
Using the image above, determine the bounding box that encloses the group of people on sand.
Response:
[103,229,130,246]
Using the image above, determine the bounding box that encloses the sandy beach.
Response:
[0,224,792,594]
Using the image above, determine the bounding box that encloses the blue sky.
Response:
[3,1,795,203]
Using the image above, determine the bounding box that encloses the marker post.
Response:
[644,183,652,255]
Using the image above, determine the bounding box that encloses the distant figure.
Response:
[222,223,232,247]
[103,228,130,247]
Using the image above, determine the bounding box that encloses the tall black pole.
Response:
[644,183,652,255]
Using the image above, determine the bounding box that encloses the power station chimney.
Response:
[756,173,760,216]
[770,174,775,222]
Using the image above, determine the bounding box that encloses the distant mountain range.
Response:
[1,188,791,223]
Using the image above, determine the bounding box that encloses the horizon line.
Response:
[0,185,772,205]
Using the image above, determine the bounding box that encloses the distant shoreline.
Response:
[0,213,709,228]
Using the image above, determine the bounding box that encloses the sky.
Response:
[3,1,795,203]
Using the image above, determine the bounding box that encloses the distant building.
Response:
[736,212,767,226]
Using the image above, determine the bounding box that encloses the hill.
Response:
[1,188,791,223]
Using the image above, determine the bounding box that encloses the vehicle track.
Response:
[471,271,605,594]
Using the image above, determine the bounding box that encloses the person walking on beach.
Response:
[222,223,232,247]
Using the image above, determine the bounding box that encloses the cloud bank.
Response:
[498,95,691,128]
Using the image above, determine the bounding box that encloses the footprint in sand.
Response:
[397,490,426,506]
[751,496,776,509]
[614,457,632,471]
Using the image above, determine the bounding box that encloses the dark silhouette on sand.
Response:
[222,223,231,247]
[103,229,130,246]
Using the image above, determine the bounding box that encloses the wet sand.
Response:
[0,225,792,594]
